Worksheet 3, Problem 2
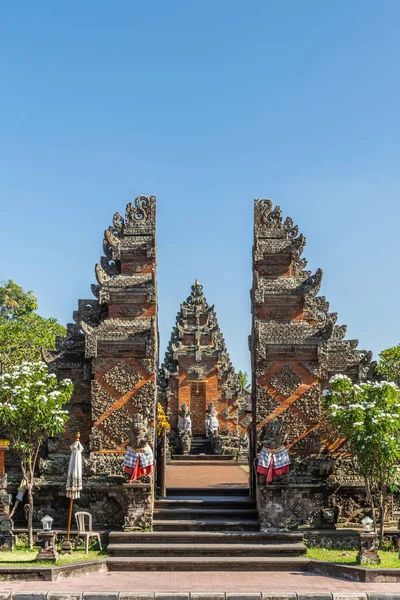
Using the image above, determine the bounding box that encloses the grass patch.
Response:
[0,543,106,567]
[307,547,400,569]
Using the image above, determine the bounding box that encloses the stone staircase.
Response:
[170,435,236,461]
[108,487,309,571]
[190,435,212,455]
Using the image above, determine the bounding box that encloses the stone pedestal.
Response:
[36,531,59,562]
[60,540,73,554]
[123,482,153,531]
[357,531,381,565]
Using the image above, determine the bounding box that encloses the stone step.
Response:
[166,487,250,497]
[171,455,235,461]
[107,542,307,557]
[109,530,304,545]
[154,498,256,510]
[153,508,258,520]
[107,556,311,571]
[153,519,259,531]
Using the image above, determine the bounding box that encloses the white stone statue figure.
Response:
[178,403,192,434]
[178,403,192,455]
[205,403,219,437]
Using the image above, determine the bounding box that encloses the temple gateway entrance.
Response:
[35,194,383,564]
[190,382,206,435]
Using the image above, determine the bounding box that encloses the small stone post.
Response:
[357,517,380,565]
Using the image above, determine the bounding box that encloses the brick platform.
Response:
[166,464,249,488]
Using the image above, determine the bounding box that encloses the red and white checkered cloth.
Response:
[257,446,290,484]
[124,444,154,482]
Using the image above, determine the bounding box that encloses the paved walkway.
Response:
[166,464,249,488]
[2,571,400,593]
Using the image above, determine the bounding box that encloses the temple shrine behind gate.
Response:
[158,280,250,456]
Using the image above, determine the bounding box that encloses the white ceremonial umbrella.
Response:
[66,432,83,544]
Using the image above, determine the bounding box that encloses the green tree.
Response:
[323,374,400,546]
[238,370,251,392]
[0,280,38,319]
[0,362,73,547]
[0,280,65,373]
[378,344,400,386]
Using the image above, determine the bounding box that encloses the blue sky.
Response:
[1,1,399,374]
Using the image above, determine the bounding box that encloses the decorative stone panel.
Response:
[270,365,301,397]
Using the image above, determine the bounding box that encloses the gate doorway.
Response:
[190,381,206,434]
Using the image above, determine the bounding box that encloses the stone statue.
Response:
[205,403,219,437]
[259,419,287,449]
[257,419,290,485]
[127,413,150,448]
[205,403,221,454]
[124,413,154,482]
[178,403,192,455]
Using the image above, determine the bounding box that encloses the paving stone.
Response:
[367,596,400,600]
[262,595,297,600]
[298,595,332,600]
[13,595,47,600]
[333,595,367,600]
[119,595,154,600]
[226,595,261,600]
[47,594,82,600]
[190,595,225,600]
[155,595,189,600]
[83,595,118,600]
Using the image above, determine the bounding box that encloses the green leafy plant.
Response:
[323,374,400,547]
[0,362,73,547]
[238,370,251,392]
[378,344,400,387]
[0,280,65,373]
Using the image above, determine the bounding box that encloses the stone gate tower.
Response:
[250,198,374,528]
[43,196,158,529]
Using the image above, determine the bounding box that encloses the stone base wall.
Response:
[257,483,335,530]
[256,478,400,532]
[122,483,153,531]
[8,477,130,530]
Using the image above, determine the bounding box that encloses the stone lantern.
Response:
[356,515,380,565]
[36,515,58,562]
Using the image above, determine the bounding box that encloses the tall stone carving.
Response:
[159,281,250,456]
[250,199,374,529]
[41,196,158,529]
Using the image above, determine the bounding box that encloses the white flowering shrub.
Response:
[0,361,73,546]
[323,374,400,545]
